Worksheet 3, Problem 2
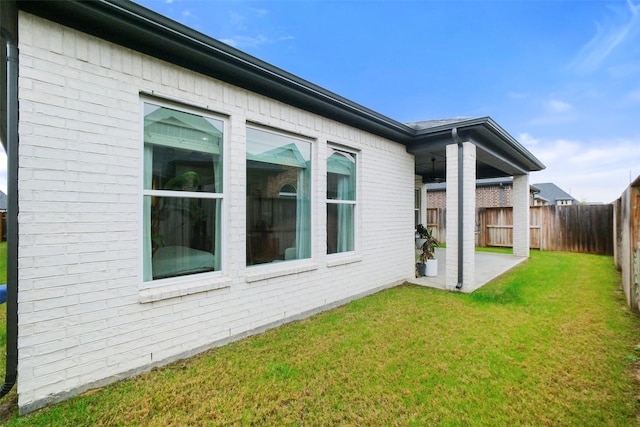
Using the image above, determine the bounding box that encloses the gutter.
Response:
[0,2,19,398]
[452,128,463,290]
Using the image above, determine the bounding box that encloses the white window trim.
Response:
[139,97,227,291]
[326,145,359,257]
[245,124,315,268]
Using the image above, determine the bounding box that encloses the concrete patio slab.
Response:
[408,248,528,293]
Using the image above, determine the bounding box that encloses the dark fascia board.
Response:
[17,0,416,143]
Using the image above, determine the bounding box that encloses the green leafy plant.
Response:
[415,223,429,239]
[418,227,439,263]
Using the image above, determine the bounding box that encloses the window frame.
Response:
[245,124,314,267]
[326,145,358,256]
[141,98,226,286]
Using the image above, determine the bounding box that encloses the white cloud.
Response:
[607,62,640,78]
[628,88,640,101]
[218,32,293,50]
[547,99,572,113]
[518,132,539,147]
[249,7,269,17]
[524,95,579,127]
[228,11,247,31]
[507,91,529,100]
[216,7,292,50]
[532,138,581,164]
[569,0,640,73]
[219,38,238,48]
[220,34,270,49]
[527,134,640,203]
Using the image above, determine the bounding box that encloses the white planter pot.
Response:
[425,259,438,277]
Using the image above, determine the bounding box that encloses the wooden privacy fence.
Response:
[426,208,445,244]
[613,176,640,312]
[426,204,614,255]
[476,207,516,248]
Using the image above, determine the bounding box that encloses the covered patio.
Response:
[406,117,545,292]
[408,248,528,292]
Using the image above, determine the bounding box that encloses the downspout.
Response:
[452,128,463,289]
[0,15,18,398]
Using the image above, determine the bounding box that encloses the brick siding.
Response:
[17,13,415,411]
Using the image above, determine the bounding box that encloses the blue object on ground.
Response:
[0,284,6,304]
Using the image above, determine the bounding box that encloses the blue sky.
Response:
[133,0,640,203]
[2,0,638,203]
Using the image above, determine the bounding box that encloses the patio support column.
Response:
[512,173,530,257]
[414,175,427,226]
[445,141,476,291]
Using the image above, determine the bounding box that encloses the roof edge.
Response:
[482,118,546,171]
[412,116,545,172]
[18,0,416,142]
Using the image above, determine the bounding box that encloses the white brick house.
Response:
[0,1,544,413]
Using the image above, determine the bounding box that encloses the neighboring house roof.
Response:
[532,183,577,204]
[18,0,545,181]
[0,191,6,211]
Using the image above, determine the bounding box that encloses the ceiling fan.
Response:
[425,157,445,183]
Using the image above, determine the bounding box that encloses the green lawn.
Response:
[2,250,640,425]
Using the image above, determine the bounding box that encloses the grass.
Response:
[0,241,16,423]
[1,250,640,425]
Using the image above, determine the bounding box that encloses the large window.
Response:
[246,127,311,266]
[327,148,356,254]
[143,102,224,282]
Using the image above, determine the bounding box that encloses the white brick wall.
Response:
[16,13,415,411]
[461,143,477,290]
[512,174,530,257]
[445,142,476,291]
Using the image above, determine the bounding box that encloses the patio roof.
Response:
[406,117,545,183]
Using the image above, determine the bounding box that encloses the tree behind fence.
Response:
[427,204,614,255]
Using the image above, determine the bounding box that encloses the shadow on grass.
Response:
[468,284,524,305]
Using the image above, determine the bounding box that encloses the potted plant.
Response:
[416,227,439,277]
[415,223,429,249]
